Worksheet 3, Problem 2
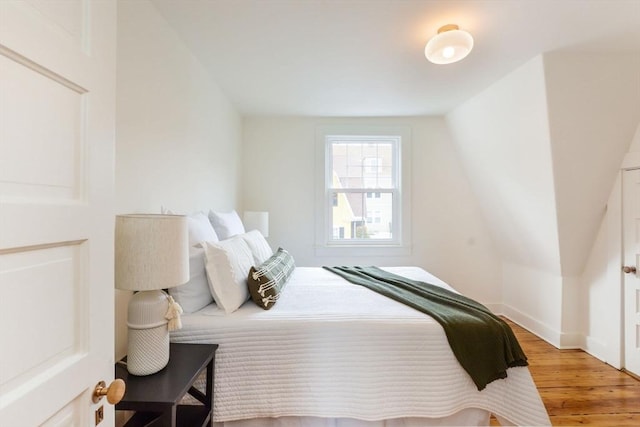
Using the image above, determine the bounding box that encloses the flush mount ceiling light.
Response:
[424,24,474,65]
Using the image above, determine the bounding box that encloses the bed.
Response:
[170,264,550,427]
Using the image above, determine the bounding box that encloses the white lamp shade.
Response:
[243,211,269,237]
[115,214,189,291]
[425,25,474,65]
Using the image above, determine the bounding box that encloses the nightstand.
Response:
[115,343,218,427]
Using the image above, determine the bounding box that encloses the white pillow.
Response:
[168,246,213,313]
[240,230,273,265]
[203,236,253,313]
[208,210,245,240]
[188,212,219,246]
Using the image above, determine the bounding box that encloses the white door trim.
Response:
[613,151,640,370]
[621,166,640,375]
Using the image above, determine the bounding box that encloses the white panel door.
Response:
[0,1,117,426]
[623,168,640,377]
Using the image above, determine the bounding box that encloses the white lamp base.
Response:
[126,289,170,376]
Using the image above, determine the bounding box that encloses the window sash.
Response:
[326,189,399,244]
[326,135,399,190]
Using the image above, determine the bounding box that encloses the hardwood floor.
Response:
[491,319,640,426]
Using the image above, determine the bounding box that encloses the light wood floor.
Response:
[491,319,640,426]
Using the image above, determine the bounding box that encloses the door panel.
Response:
[41,396,87,427]
[0,0,115,426]
[1,244,88,389]
[623,168,640,377]
[0,52,86,201]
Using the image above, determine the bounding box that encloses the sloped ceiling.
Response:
[150,0,640,116]
[446,56,562,274]
[447,53,640,277]
[544,52,640,276]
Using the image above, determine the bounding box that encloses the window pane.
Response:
[345,143,362,188]
[331,191,393,240]
[332,143,348,178]
[377,143,393,188]
[331,140,394,189]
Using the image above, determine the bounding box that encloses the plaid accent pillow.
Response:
[247,248,295,310]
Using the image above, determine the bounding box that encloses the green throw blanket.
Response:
[323,266,527,391]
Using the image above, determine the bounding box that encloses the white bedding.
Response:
[171,266,550,426]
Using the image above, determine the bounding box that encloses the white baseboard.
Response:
[559,332,583,349]
[500,304,562,348]
[484,303,503,314]
[584,335,607,362]
[487,303,607,359]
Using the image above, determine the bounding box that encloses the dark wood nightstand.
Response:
[115,343,218,427]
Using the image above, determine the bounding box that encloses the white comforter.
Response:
[171,267,550,426]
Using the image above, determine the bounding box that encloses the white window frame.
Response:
[315,124,412,257]
[324,134,400,245]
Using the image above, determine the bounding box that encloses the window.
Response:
[326,135,398,244]
[315,125,411,256]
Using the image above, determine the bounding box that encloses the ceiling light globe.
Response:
[442,46,455,59]
[425,25,474,65]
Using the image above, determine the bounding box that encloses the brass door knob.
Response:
[623,266,637,274]
[92,379,126,404]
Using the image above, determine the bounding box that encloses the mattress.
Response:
[171,266,550,426]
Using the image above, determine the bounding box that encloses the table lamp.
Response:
[115,214,189,375]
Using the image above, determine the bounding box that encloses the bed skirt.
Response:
[213,409,493,427]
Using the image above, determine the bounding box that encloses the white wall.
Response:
[501,262,563,344]
[627,122,640,153]
[544,52,640,348]
[544,52,640,278]
[115,0,242,360]
[242,116,502,305]
[447,52,640,350]
[116,0,241,215]
[579,203,615,362]
[580,122,640,366]
[446,56,564,343]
